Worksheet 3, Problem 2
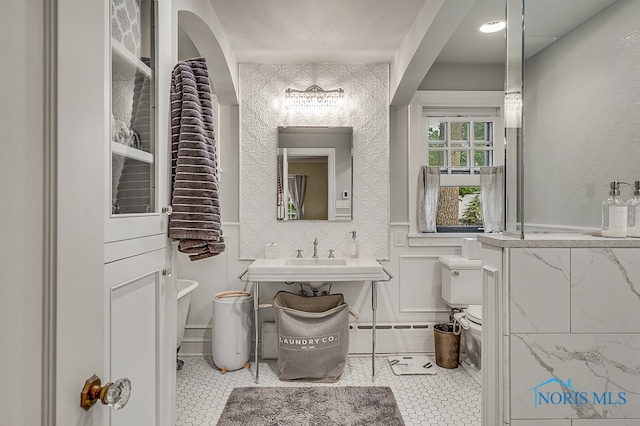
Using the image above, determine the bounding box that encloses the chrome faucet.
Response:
[313,237,318,258]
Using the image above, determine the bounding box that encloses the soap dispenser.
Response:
[627,181,640,238]
[348,231,359,258]
[601,180,628,238]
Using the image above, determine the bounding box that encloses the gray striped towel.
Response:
[169,58,225,260]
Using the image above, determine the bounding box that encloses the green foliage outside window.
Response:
[460,193,483,226]
[459,186,479,196]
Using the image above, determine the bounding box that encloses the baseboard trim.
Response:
[180,322,468,358]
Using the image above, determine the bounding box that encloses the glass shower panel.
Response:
[504,0,524,235]
[110,0,156,215]
[508,0,638,236]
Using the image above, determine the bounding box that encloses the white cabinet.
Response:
[107,0,171,244]
[49,0,174,424]
[104,0,175,424]
[105,247,176,426]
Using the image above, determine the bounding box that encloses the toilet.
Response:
[439,254,483,380]
[462,303,482,376]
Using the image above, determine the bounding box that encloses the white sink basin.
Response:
[284,258,347,266]
[247,257,384,282]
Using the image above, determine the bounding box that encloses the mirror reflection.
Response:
[277,126,353,221]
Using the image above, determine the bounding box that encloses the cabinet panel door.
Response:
[104,248,174,426]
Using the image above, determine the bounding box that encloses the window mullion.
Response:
[446,121,451,175]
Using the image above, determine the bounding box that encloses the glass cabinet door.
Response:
[110,0,155,216]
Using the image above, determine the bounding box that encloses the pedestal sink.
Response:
[247,257,384,282]
[284,258,347,266]
[244,256,390,384]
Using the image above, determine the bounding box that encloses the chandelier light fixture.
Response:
[504,91,522,128]
[285,85,345,109]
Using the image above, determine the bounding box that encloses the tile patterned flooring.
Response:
[176,354,481,425]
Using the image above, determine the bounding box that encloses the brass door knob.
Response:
[81,374,131,411]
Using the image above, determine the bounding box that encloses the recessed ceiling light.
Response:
[479,20,506,33]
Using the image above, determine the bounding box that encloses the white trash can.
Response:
[211,291,253,373]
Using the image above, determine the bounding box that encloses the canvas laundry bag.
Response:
[272,291,350,382]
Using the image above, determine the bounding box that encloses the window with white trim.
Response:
[408,92,504,235]
[422,110,501,231]
[420,108,500,186]
[426,119,496,172]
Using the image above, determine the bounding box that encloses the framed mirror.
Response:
[276,126,353,221]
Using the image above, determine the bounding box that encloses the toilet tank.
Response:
[439,255,482,307]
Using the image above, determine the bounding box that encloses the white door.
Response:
[53,0,175,425]
[2,1,174,425]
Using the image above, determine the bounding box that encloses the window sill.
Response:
[407,231,481,247]
[436,226,483,233]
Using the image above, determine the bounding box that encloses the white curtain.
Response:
[288,174,307,220]
[277,154,285,220]
[480,166,504,233]
[417,166,440,232]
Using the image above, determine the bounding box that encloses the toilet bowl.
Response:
[463,304,482,372]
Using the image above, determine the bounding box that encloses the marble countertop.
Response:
[477,233,640,248]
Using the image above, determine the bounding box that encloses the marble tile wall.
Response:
[510,249,570,333]
[510,334,640,419]
[571,248,640,333]
[508,248,640,422]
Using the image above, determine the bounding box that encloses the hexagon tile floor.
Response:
[176,354,481,426]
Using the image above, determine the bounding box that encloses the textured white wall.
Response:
[239,63,390,259]
[524,0,640,229]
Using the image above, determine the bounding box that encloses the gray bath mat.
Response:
[388,355,437,375]
[217,386,405,425]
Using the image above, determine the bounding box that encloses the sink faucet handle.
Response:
[296,249,303,258]
[328,249,335,258]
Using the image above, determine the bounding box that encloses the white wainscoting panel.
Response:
[178,222,471,356]
[398,255,449,313]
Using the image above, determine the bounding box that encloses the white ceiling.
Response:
[209,0,618,65]
[209,0,427,63]
[185,0,619,104]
